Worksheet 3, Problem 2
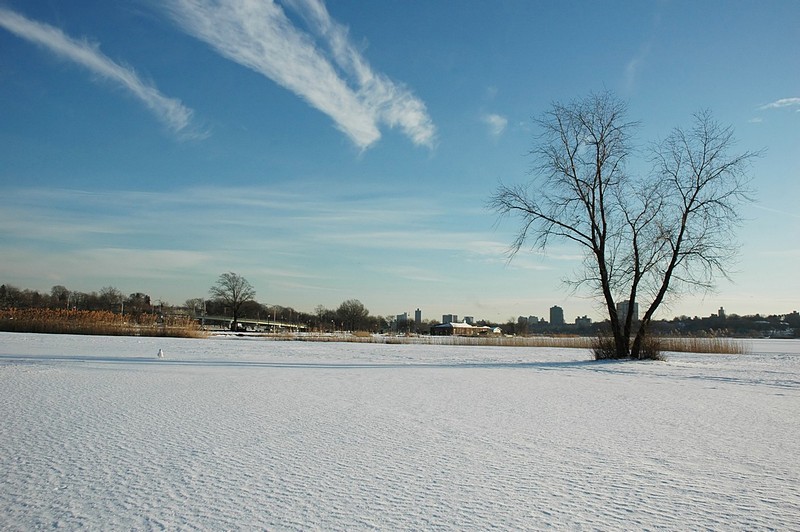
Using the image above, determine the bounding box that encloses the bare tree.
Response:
[50,285,70,309]
[314,304,333,332]
[125,292,152,318]
[336,299,369,332]
[490,92,756,359]
[209,272,256,331]
[99,286,124,312]
[185,298,206,316]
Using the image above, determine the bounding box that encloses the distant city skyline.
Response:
[0,278,794,326]
[1,1,798,322]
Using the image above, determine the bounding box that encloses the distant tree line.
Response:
[0,281,414,334]
[508,311,798,339]
[652,311,799,338]
[2,281,795,338]
[0,284,155,319]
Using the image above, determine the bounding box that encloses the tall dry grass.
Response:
[654,336,750,354]
[265,333,595,348]
[264,332,749,354]
[0,308,205,338]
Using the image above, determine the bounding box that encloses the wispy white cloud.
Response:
[0,184,483,261]
[0,6,201,138]
[758,97,800,111]
[624,42,652,93]
[623,8,662,93]
[373,265,445,284]
[164,0,435,149]
[758,248,800,258]
[482,113,508,138]
[0,185,574,312]
[751,202,800,219]
[0,247,213,289]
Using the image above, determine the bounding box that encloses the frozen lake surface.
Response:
[1,332,799,529]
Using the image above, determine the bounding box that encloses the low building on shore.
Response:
[430,321,498,337]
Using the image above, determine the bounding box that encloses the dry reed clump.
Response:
[655,336,750,355]
[592,333,749,360]
[591,333,667,360]
[591,334,620,360]
[0,308,205,338]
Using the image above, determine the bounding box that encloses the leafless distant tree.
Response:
[185,298,205,316]
[336,299,369,332]
[99,286,124,312]
[209,272,256,331]
[490,92,756,359]
[50,285,70,309]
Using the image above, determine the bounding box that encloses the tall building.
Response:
[617,300,639,321]
[549,305,564,326]
[464,316,475,325]
[442,314,457,324]
[415,308,422,328]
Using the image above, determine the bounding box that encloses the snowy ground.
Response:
[1,332,798,530]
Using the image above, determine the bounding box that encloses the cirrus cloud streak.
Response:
[164,0,435,149]
[0,6,199,137]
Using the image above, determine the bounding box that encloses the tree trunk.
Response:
[615,331,628,358]
[631,324,647,359]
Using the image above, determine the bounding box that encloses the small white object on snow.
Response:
[157,348,164,358]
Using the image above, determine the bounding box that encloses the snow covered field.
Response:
[1,332,798,530]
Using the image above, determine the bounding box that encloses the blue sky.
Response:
[1,0,798,323]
